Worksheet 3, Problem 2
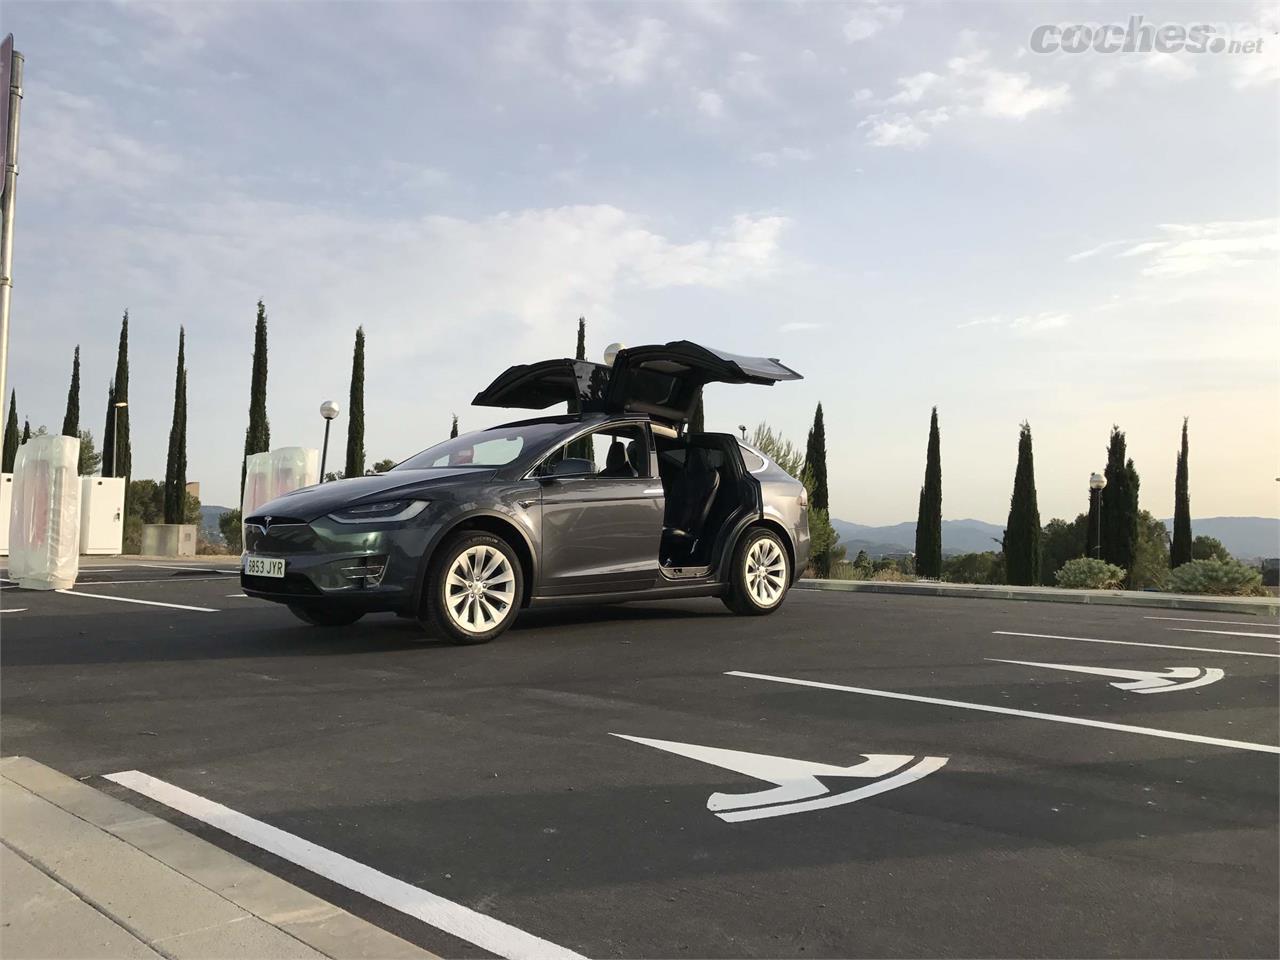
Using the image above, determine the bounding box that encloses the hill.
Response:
[1162,516,1279,560]
[831,516,1279,560]
[199,504,233,543]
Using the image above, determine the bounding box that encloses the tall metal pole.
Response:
[319,419,332,481]
[1090,487,1101,559]
[0,43,24,420]
[112,406,119,477]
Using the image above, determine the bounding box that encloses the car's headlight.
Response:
[326,500,429,524]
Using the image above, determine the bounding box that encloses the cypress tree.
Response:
[1171,418,1192,567]
[102,382,116,477]
[21,419,31,444]
[567,317,592,459]
[164,328,188,524]
[803,403,829,510]
[914,407,942,578]
[1100,425,1140,578]
[242,300,271,499]
[2,389,17,471]
[62,346,80,437]
[1004,422,1041,586]
[345,326,365,478]
[111,311,131,483]
[450,414,459,439]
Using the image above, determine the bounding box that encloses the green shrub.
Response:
[871,568,916,583]
[1166,558,1265,597]
[1055,557,1126,590]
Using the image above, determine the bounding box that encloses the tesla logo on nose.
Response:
[612,734,947,822]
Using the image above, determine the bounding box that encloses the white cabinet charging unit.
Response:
[80,476,125,556]
[0,473,11,556]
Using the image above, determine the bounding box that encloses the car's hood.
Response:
[249,468,494,522]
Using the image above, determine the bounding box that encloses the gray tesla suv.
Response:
[241,341,810,643]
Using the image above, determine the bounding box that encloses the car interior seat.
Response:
[662,446,721,563]
[625,439,647,476]
[599,439,637,478]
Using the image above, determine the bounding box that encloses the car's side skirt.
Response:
[526,581,724,607]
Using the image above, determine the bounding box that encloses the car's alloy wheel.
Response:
[723,528,790,616]
[422,533,523,644]
[445,544,516,635]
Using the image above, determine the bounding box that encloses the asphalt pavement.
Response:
[2,559,1277,958]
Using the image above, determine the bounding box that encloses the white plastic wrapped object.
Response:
[8,434,81,590]
[241,447,320,521]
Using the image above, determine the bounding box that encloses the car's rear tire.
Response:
[420,532,524,645]
[722,527,791,616]
[287,603,365,627]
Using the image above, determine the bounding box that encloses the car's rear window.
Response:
[396,422,568,470]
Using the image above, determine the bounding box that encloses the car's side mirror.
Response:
[542,457,594,478]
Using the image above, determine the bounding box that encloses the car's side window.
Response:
[540,424,650,479]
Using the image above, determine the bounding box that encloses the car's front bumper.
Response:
[240,517,435,613]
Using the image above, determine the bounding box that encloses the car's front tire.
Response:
[420,532,524,645]
[722,527,791,616]
[287,603,365,627]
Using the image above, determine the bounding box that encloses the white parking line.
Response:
[1168,628,1280,640]
[992,630,1280,659]
[225,593,248,598]
[1144,616,1279,628]
[0,608,27,613]
[134,563,240,573]
[105,770,586,960]
[55,590,218,613]
[71,577,234,586]
[726,671,1280,755]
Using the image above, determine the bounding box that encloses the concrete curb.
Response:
[796,578,1280,616]
[0,757,437,959]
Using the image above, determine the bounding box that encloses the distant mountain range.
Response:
[830,516,1279,560]
[199,504,233,543]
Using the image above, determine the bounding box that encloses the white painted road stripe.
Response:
[225,593,248,598]
[55,590,218,613]
[1168,628,1280,640]
[104,771,586,960]
[0,608,27,613]
[134,563,240,573]
[992,630,1280,660]
[1145,616,1279,628]
[726,671,1280,755]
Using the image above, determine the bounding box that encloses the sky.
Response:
[1,0,1277,523]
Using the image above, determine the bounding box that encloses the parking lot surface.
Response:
[3,559,1277,958]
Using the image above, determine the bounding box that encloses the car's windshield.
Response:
[395,421,570,470]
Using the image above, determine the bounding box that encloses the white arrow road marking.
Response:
[988,658,1225,693]
[611,734,946,822]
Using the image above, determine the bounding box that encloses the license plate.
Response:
[244,556,285,578]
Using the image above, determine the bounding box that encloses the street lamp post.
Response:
[319,400,340,481]
[111,400,127,477]
[738,424,747,441]
[1089,472,1106,559]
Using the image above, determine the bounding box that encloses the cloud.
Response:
[565,15,671,87]
[859,35,1069,147]
[696,88,726,118]
[843,2,903,43]
[959,312,1070,334]
[1070,221,1279,278]
[751,147,813,167]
